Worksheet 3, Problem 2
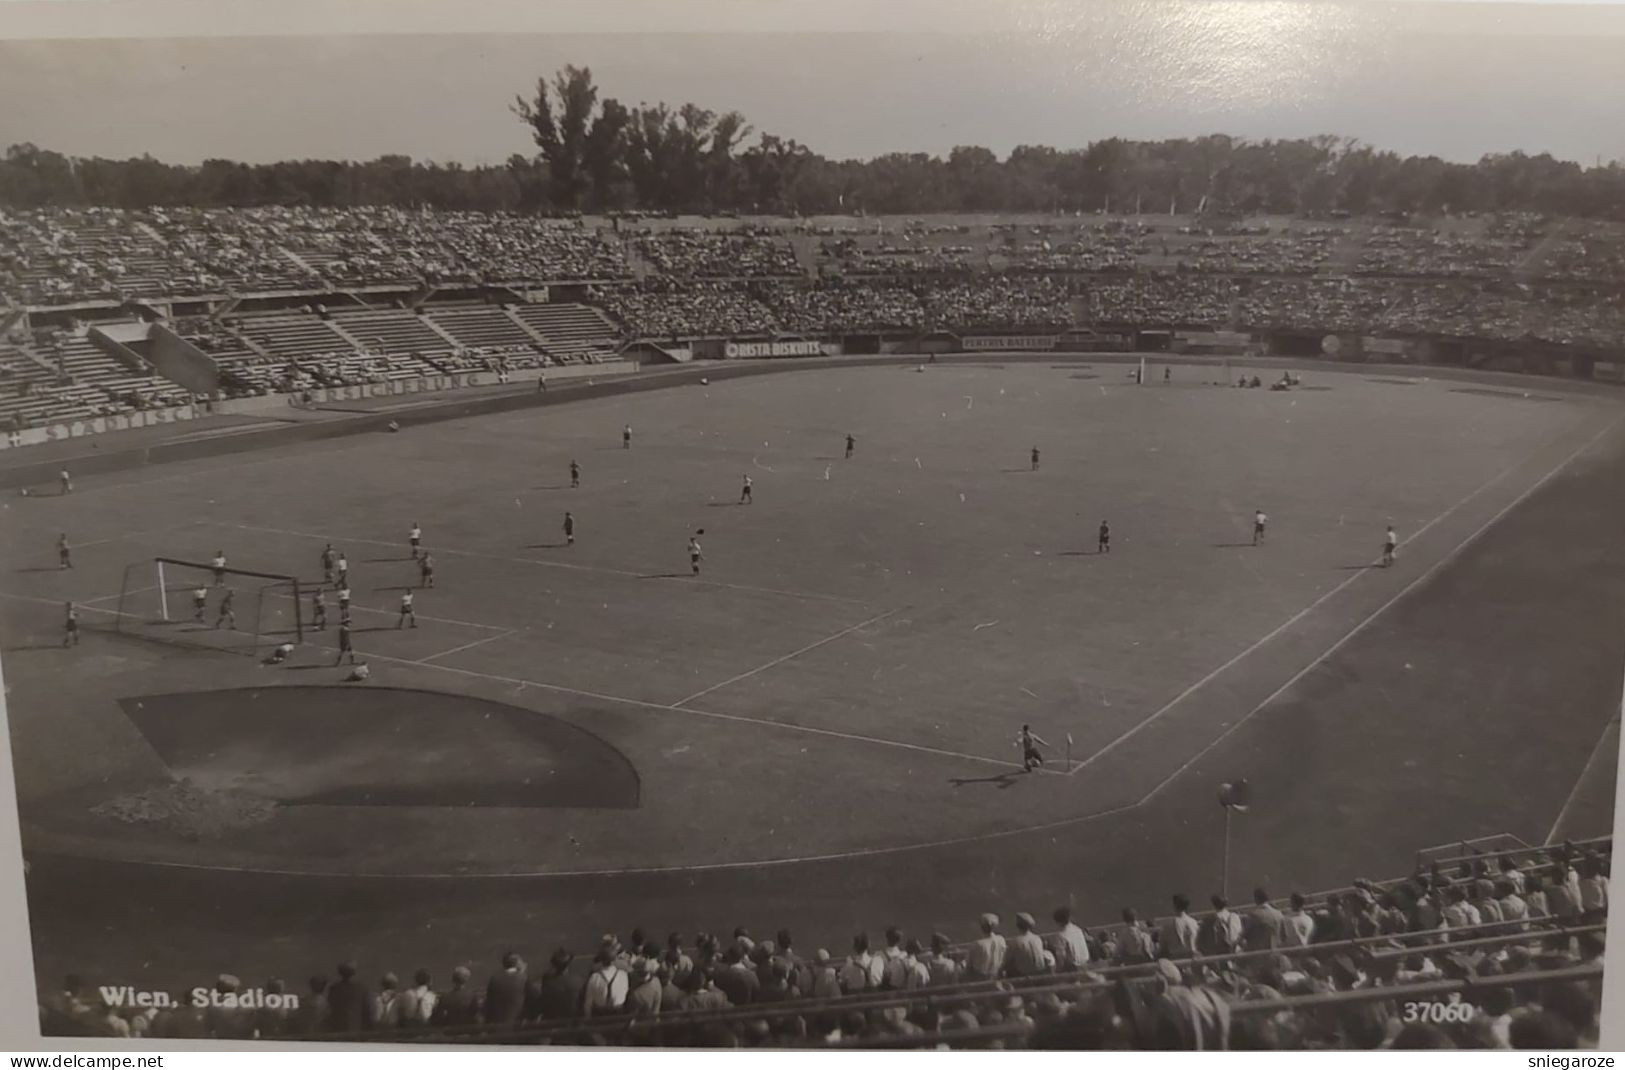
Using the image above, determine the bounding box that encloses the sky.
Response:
[1,0,1623,167]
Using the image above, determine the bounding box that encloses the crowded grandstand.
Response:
[38,840,1610,1049]
[4,205,1625,439]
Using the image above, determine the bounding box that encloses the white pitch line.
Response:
[4,590,1040,777]
[1137,410,1625,804]
[673,608,903,707]
[82,584,158,605]
[204,521,868,607]
[1545,635,1625,844]
[1543,715,1619,846]
[419,629,519,664]
[1067,411,1624,779]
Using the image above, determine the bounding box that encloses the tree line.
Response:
[3,65,1623,219]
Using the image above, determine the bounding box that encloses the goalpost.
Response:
[116,556,304,653]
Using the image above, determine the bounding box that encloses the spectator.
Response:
[397,968,436,1027]
[715,945,760,1006]
[1243,887,1287,951]
[372,972,403,1030]
[1146,959,1231,1050]
[325,961,373,1033]
[1282,893,1316,947]
[965,914,1007,980]
[288,976,329,1035]
[1578,856,1609,918]
[809,949,842,999]
[1006,912,1051,977]
[901,939,932,989]
[839,933,874,993]
[431,965,478,1027]
[879,926,910,989]
[675,967,730,1013]
[582,947,629,1017]
[1049,906,1090,970]
[626,958,662,1015]
[1200,895,1243,955]
[922,933,961,986]
[1443,884,1482,933]
[774,929,813,996]
[1160,895,1200,958]
[1117,908,1156,964]
[530,949,577,1023]
[662,933,694,988]
[482,951,527,1026]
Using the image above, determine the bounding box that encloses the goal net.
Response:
[114,557,303,655]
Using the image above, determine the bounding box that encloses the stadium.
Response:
[3,53,1624,1050]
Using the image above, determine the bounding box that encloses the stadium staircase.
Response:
[1515,219,1577,283]
[1319,223,1370,276]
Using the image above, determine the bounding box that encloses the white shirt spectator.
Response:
[1282,908,1315,948]
[1160,912,1200,957]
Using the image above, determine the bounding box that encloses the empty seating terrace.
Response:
[327,307,455,356]
[231,314,357,360]
[40,333,189,407]
[427,306,542,351]
[510,303,620,362]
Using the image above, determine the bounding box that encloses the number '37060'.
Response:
[1403,1001,1475,1024]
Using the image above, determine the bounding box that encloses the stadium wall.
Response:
[146,323,223,394]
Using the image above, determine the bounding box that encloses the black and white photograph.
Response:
[0,0,1623,1052]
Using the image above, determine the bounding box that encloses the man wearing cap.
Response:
[582,947,629,1017]
[431,966,479,1026]
[626,958,662,1016]
[531,949,577,1022]
[809,950,842,999]
[1147,959,1232,1050]
[1007,912,1051,977]
[205,975,256,1039]
[965,913,1007,980]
